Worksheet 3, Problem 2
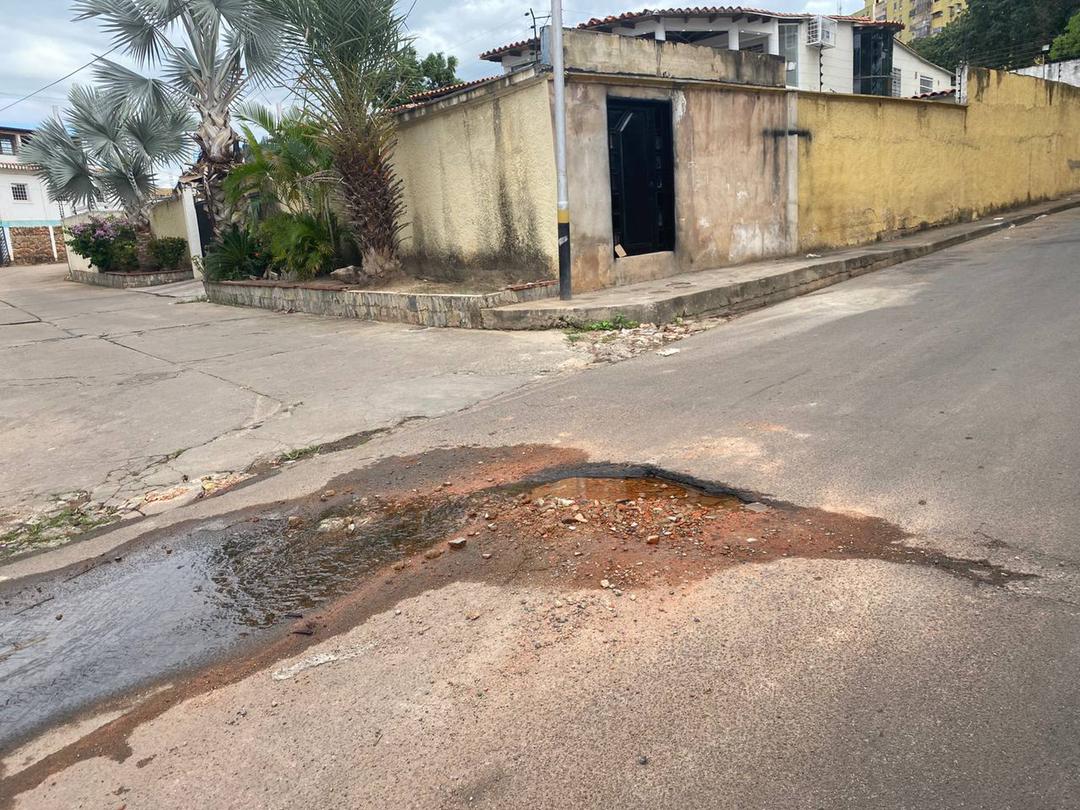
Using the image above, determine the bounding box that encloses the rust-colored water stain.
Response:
[0,445,1034,806]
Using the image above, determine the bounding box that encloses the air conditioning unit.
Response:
[807,16,837,48]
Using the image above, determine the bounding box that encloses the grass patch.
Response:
[574,313,640,332]
[278,445,321,463]
[0,506,115,557]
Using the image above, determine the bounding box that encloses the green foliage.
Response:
[278,445,320,462]
[22,84,192,218]
[912,0,1080,70]
[381,47,461,106]
[203,227,269,281]
[260,213,337,279]
[576,314,641,332]
[148,237,188,271]
[66,216,140,272]
[270,0,413,271]
[1051,9,1080,59]
[72,0,285,235]
[227,105,336,222]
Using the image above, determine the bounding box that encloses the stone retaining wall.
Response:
[204,279,557,328]
[68,267,194,288]
[10,226,64,264]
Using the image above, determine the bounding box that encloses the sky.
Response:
[0,0,864,130]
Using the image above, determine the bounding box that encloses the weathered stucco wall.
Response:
[393,76,558,284]
[964,69,1080,213]
[148,197,189,241]
[798,68,1080,250]
[566,78,795,292]
[563,28,785,88]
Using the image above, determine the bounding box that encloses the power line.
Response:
[0,43,123,116]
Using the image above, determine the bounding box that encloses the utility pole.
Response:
[550,0,572,299]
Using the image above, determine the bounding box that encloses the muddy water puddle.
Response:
[0,498,465,749]
[0,454,1034,753]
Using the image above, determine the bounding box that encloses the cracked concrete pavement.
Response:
[0,264,586,536]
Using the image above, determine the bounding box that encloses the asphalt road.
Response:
[3,209,1080,808]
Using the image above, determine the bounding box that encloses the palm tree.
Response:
[22,84,192,219]
[271,0,412,278]
[225,103,335,224]
[71,0,282,234]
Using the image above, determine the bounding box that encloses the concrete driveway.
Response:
[0,264,583,547]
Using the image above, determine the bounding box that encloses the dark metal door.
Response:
[607,98,675,256]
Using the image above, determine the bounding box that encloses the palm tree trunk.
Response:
[190,106,240,236]
[332,129,404,279]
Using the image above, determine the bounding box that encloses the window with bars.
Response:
[891,67,902,97]
[0,136,15,156]
[11,183,29,202]
[919,75,935,94]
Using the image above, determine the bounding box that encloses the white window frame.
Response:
[0,135,15,156]
[919,74,935,94]
[11,182,30,203]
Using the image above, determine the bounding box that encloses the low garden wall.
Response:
[204,278,557,328]
[68,267,194,288]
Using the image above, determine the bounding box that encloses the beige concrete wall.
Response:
[393,76,558,284]
[563,29,785,88]
[566,78,795,292]
[148,197,189,241]
[798,68,1080,250]
[62,213,94,274]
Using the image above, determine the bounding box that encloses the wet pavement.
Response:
[0,448,1033,755]
[0,498,467,749]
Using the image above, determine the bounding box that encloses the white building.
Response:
[1013,58,1080,89]
[481,7,954,98]
[0,126,66,265]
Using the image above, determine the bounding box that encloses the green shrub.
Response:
[203,227,269,281]
[110,240,140,273]
[66,216,139,272]
[148,237,188,271]
[260,213,336,280]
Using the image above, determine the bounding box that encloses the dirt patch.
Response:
[567,317,730,364]
[0,444,1034,805]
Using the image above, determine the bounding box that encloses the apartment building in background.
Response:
[859,0,967,42]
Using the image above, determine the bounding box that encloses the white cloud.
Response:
[0,0,868,126]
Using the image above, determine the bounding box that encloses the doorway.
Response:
[607,97,675,257]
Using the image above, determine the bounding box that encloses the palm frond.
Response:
[65,84,126,160]
[73,0,169,64]
[123,104,194,163]
[93,57,173,112]
[21,116,102,210]
[99,152,157,215]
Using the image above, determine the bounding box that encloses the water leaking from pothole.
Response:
[0,452,1035,754]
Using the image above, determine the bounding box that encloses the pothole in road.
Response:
[0,445,1035,769]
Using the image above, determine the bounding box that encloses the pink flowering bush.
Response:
[67,216,139,272]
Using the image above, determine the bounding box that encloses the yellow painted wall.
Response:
[858,0,967,42]
[797,68,1080,251]
[393,76,558,285]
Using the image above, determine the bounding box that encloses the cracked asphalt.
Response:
[3,208,1080,808]
[0,264,585,536]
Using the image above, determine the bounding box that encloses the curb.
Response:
[481,198,1080,330]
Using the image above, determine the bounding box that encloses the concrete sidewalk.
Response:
[484,196,1080,329]
[0,263,586,552]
